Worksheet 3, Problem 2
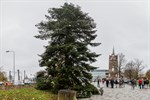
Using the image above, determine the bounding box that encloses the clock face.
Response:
[112,68,114,72]
[110,56,116,60]
[113,57,116,60]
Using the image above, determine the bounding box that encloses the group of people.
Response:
[95,77,124,89]
[105,78,124,88]
[96,78,105,88]
[130,78,150,89]
[95,77,150,91]
[94,77,150,96]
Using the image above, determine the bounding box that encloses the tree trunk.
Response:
[58,90,76,100]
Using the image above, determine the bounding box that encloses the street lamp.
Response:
[6,50,15,84]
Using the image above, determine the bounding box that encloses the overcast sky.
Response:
[0,0,149,78]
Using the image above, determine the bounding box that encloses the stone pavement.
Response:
[78,83,150,100]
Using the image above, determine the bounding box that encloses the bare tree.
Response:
[145,69,150,79]
[0,67,7,81]
[118,53,126,78]
[134,59,145,79]
[123,59,145,79]
[124,61,136,79]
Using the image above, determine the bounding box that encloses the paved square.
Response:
[78,83,150,100]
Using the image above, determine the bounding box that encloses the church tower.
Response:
[109,48,118,78]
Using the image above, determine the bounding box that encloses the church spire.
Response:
[112,47,115,55]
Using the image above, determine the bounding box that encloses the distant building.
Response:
[109,48,118,78]
[91,48,119,80]
[91,69,109,81]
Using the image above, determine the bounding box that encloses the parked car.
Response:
[0,82,4,86]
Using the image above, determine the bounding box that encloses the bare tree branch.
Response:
[118,53,126,78]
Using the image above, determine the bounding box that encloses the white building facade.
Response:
[91,69,109,81]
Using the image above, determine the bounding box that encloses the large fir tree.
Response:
[35,3,100,93]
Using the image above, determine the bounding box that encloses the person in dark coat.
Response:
[146,78,149,88]
[115,79,118,88]
[106,78,109,88]
[110,78,114,88]
[131,79,136,89]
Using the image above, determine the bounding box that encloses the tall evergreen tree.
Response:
[35,3,100,92]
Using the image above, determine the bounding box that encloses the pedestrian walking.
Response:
[131,79,136,90]
[115,79,118,88]
[106,78,109,88]
[97,77,101,88]
[139,78,142,89]
[142,78,145,89]
[145,78,149,88]
[110,78,114,88]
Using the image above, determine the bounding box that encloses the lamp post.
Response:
[6,50,15,84]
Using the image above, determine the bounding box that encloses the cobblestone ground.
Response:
[78,82,150,100]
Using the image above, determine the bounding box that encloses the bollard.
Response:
[58,90,76,100]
